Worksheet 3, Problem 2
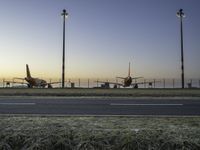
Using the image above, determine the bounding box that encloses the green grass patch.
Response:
[0,88,200,97]
[0,116,200,149]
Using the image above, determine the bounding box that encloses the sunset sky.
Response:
[0,0,199,80]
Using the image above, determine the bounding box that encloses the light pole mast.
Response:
[61,9,68,88]
[176,9,185,89]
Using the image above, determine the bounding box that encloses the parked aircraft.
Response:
[12,64,59,88]
[97,62,145,88]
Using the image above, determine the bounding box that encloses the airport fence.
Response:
[0,78,200,89]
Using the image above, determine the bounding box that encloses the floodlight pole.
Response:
[177,9,185,89]
[61,9,68,88]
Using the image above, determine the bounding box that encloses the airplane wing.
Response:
[117,77,143,80]
[116,77,126,79]
[3,80,28,85]
[13,77,25,80]
[131,77,143,80]
[131,80,160,88]
[12,81,27,85]
[131,81,147,88]
[46,81,62,85]
[11,78,27,85]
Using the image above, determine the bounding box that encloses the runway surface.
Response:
[0,97,200,116]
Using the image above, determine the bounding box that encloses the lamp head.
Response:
[61,9,68,18]
[176,9,185,18]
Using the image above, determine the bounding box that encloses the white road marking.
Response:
[110,103,183,106]
[0,103,36,105]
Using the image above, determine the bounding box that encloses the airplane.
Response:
[11,64,60,88]
[96,62,144,88]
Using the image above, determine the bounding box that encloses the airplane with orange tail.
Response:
[12,64,60,88]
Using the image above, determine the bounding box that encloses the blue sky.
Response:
[0,0,199,79]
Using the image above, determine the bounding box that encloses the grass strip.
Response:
[0,116,200,149]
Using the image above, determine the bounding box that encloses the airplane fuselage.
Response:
[123,76,132,87]
[25,77,47,88]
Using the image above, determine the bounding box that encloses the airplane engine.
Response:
[39,80,47,88]
[48,84,53,88]
[113,84,118,88]
[133,84,138,89]
[28,84,32,88]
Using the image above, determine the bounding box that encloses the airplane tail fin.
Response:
[128,62,131,77]
[26,64,31,78]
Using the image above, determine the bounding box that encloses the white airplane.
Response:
[97,62,146,88]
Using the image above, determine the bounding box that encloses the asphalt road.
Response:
[0,97,200,116]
